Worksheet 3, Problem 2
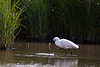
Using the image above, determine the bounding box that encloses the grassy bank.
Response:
[0,0,23,49]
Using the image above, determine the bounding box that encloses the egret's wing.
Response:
[60,39,79,49]
[55,40,64,48]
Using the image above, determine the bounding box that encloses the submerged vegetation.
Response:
[0,0,100,49]
[0,0,23,49]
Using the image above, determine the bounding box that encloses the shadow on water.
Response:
[0,42,100,67]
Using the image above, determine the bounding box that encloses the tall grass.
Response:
[0,0,23,49]
[53,0,88,40]
[49,0,100,43]
[21,0,49,39]
[18,0,100,43]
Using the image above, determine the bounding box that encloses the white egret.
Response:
[49,37,79,55]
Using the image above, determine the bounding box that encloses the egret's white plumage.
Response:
[52,37,79,55]
[53,37,79,49]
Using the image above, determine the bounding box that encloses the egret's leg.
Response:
[65,49,67,55]
[69,49,72,55]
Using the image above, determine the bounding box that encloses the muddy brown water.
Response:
[0,42,100,67]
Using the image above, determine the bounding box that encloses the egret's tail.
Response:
[76,45,79,49]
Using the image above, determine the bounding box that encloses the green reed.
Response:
[0,0,23,49]
[22,0,49,39]
[49,0,100,42]
[19,0,100,43]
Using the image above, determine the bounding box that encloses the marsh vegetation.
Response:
[0,0,100,49]
[19,0,100,43]
[0,0,23,49]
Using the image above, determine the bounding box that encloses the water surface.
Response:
[0,42,100,67]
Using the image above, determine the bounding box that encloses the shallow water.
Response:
[0,42,100,67]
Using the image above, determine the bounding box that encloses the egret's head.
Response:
[49,37,60,50]
[53,37,60,42]
[49,37,60,44]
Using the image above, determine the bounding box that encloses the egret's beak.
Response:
[50,40,54,43]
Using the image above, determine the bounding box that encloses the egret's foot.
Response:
[71,52,72,55]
